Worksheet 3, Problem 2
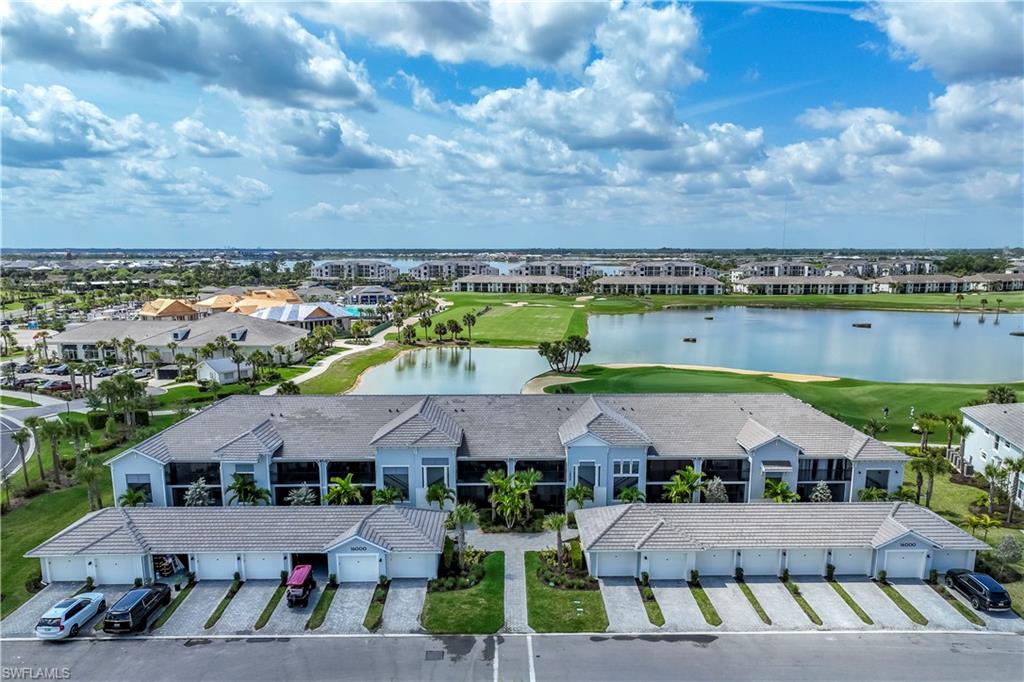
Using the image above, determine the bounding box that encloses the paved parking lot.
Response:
[700,578,767,631]
[0,583,80,637]
[319,582,374,634]
[156,581,230,636]
[379,579,426,633]
[792,578,867,630]
[600,578,658,632]
[210,580,279,635]
[837,578,913,628]
[743,577,810,629]
[651,580,713,631]
[888,580,975,630]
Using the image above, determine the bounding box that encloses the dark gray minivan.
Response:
[102,584,171,633]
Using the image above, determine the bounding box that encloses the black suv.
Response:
[102,584,171,633]
[945,569,1012,611]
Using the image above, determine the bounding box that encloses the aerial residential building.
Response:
[344,285,397,305]
[196,357,253,385]
[451,274,575,294]
[509,261,599,280]
[226,289,303,315]
[592,276,724,295]
[137,298,199,321]
[104,393,907,513]
[872,275,965,294]
[962,273,1024,292]
[959,403,1024,506]
[871,259,938,277]
[409,260,498,280]
[247,302,361,332]
[730,260,824,282]
[194,294,240,315]
[733,276,870,295]
[624,261,719,278]
[312,260,400,283]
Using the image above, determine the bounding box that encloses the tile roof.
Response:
[594,276,721,286]
[51,312,307,349]
[116,394,906,464]
[27,506,448,557]
[737,276,867,285]
[961,403,1024,451]
[454,274,575,284]
[557,397,651,446]
[248,302,359,323]
[576,503,989,552]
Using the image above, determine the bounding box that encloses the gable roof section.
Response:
[371,397,464,448]
[736,417,779,451]
[212,419,282,462]
[961,403,1024,451]
[558,397,651,447]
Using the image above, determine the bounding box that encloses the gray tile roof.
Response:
[453,274,575,284]
[736,418,778,450]
[27,506,448,557]
[576,503,989,552]
[961,403,1024,451]
[118,394,907,464]
[738,276,867,285]
[594,276,721,286]
[51,312,307,349]
[557,397,651,446]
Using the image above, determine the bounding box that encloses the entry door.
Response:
[337,554,379,582]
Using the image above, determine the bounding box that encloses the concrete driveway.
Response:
[0,582,80,637]
[319,582,375,634]
[651,580,714,631]
[155,581,230,636]
[210,580,280,635]
[600,578,657,632]
[379,579,426,633]
[261,581,322,635]
[742,577,810,629]
[836,578,912,629]
[792,578,867,630]
[888,580,977,630]
[942,587,1024,633]
[700,578,767,631]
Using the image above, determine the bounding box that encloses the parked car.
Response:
[93,367,115,378]
[41,363,68,375]
[285,565,317,608]
[945,569,1013,611]
[102,584,171,634]
[16,363,35,373]
[35,593,106,640]
[14,377,42,388]
[40,380,73,391]
[0,360,16,373]
[127,367,151,380]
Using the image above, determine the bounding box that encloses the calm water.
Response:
[353,307,1024,394]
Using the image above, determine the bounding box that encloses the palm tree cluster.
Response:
[483,469,542,529]
[91,374,148,436]
[537,335,591,373]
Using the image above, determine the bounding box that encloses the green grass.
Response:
[547,365,1023,444]
[363,581,390,631]
[930,583,986,626]
[688,581,723,626]
[637,583,665,627]
[150,583,195,630]
[204,580,242,629]
[828,580,873,625]
[254,585,286,630]
[151,367,309,407]
[878,581,928,625]
[525,552,608,632]
[421,552,505,634]
[0,395,38,407]
[736,579,772,624]
[784,580,823,625]
[305,584,338,630]
[300,344,404,395]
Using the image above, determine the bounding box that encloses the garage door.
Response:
[884,551,927,579]
[931,550,969,573]
[831,548,872,576]
[596,552,637,577]
[646,552,688,580]
[389,553,433,579]
[695,550,734,576]
[742,549,780,576]
[95,557,139,585]
[787,549,825,576]
[244,553,285,580]
[48,557,88,582]
[337,554,380,582]
[195,553,237,580]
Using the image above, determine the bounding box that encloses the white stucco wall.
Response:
[109,451,167,507]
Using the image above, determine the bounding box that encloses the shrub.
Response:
[442,537,455,569]
[133,577,143,587]
[826,563,836,581]
[25,572,43,594]
[280,570,288,586]
[877,570,887,584]
[642,586,655,601]
[928,569,939,585]
[994,536,1023,565]
[640,571,650,587]
[83,577,94,591]
[187,571,196,586]
[569,539,583,570]
[21,481,49,498]
[86,411,108,430]
[689,569,700,584]
[977,552,1022,583]
[734,567,744,582]
[329,573,338,588]
[781,568,790,583]
[233,571,241,582]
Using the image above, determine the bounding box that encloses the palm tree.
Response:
[543,512,568,570]
[276,380,301,395]
[908,456,927,504]
[273,345,288,367]
[285,484,317,506]
[979,298,989,321]
[961,514,982,536]
[23,416,44,480]
[39,419,65,486]
[66,420,91,467]
[862,418,887,439]
[118,487,149,507]
[995,298,1003,323]
[11,428,31,487]
[941,413,961,461]
[857,487,888,502]
[225,473,272,506]
[230,351,247,383]
[617,486,645,503]
[326,474,363,505]
[146,350,162,376]
[920,452,948,508]
[1004,457,1024,524]
[76,452,105,511]
[426,482,456,510]
[664,466,704,503]
[983,462,1005,516]
[372,487,403,505]
[763,479,799,503]
[975,513,1001,541]
[214,335,230,358]
[954,293,964,324]
[450,504,478,570]
[916,414,938,450]
[418,313,433,341]
[462,312,476,342]
[986,386,1018,404]
[566,483,594,511]
[955,422,974,475]
[565,335,592,372]
[482,469,508,521]
[515,469,542,516]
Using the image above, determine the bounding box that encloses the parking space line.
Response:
[493,635,499,682]
[527,634,536,682]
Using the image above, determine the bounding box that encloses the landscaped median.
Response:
[827,580,873,625]
[524,551,608,632]
[204,575,244,629]
[687,577,723,627]
[876,576,928,626]
[254,583,287,630]
[734,573,771,625]
[306,580,338,630]
[930,583,986,626]
[781,576,823,626]
[636,573,665,627]
[421,552,505,634]
[149,581,196,630]
[362,579,391,632]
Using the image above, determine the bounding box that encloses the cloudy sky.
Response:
[2,1,1022,249]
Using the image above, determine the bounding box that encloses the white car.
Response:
[127,367,150,379]
[35,592,106,640]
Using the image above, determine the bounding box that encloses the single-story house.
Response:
[960,403,1023,504]
[451,274,575,294]
[27,506,447,585]
[344,285,396,306]
[247,302,361,332]
[575,502,987,580]
[593,276,723,295]
[196,357,253,385]
[138,298,199,321]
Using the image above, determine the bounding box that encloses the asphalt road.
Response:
[0,632,1019,682]
[0,414,31,479]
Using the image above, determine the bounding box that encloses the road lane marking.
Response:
[493,635,499,682]
[527,634,536,682]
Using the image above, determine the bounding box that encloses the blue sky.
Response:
[2,1,1021,249]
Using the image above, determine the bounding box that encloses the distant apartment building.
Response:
[451,274,575,294]
[733,276,870,295]
[729,260,823,282]
[872,275,965,294]
[343,285,396,305]
[593,276,724,296]
[871,260,937,277]
[312,260,399,283]
[409,260,498,281]
[624,260,719,278]
[962,273,1024,292]
[509,261,599,280]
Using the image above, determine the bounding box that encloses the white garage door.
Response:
[831,548,872,576]
[596,552,637,577]
[646,552,689,580]
[244,553,285,580]
[48,557,88,582]
[389,553,433,579]
[337,554,380,582]
[195,553,237,580]
[742,549,780,576]
[931,550,970,573]
[95,557,139,585]
[695,550,734,576]
[787,549,825,576]
[884,551,927,579]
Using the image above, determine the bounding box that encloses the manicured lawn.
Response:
[688,582,722,626]
[524,552,608,632]
[828,580,873,625]
[204,580,242,629]
[0,395,38,407]
[737,580,771,624]
[784,581,822,625]
[421,552,505,634]
[363,581,390,631]
[255,585,286,630]
[878,581,928,625]
[150,583,195,630]
[151,367,309,407]
[306,584,338,630]
[548,365,1022,443]
[300,344,404,395]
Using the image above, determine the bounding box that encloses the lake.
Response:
[352,306,1024,394]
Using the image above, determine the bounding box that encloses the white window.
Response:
[422,465,448,488]
[612,460,640,499]
[576,462,598,488]
[994,436,1001,451]
[233,464,255,483]
[125,474,152,502]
